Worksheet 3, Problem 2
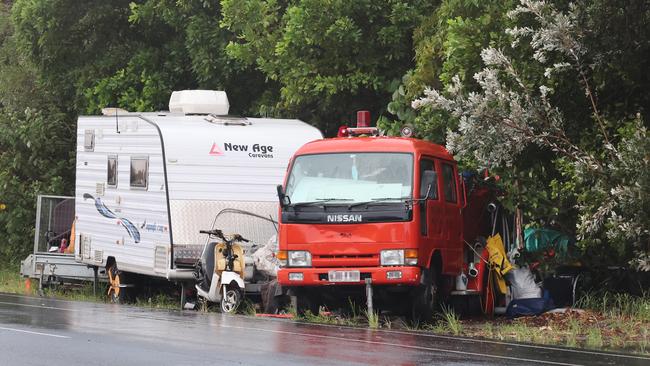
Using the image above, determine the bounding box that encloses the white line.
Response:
[0,301,76,312]
[0,326,70,339]
[219,323,580,366]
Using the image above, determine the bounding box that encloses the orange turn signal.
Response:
[405,249,418,258]
[276,251,287,260]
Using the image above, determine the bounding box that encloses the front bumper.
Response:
[277,266,421,286]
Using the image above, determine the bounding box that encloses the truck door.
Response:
[440,161,463,273]
[419,157,444,266]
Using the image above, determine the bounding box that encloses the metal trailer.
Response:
[20,195,105,293]
[74,90,322,291]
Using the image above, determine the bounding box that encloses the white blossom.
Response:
[411,0,650,270]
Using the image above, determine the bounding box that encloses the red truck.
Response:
[275,112,495,319]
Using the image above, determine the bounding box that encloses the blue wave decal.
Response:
[83,193,141,243]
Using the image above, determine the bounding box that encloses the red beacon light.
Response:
[338,110,379,137]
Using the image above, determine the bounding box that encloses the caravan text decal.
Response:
[210,142,275,159]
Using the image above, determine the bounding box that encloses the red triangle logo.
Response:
[209,143,223,155]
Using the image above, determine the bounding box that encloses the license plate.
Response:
[328,270,360,282]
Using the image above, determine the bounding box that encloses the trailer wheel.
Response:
[107,263,128,304]
[220,285,241,314]
[411,266,440,323]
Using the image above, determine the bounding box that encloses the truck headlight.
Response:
[288,251,312,267]
[380,250,404,266]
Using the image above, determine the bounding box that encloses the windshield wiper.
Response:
[347,197,410,209]
[291,198,353,208]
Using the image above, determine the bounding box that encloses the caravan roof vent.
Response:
[169,90,230,115]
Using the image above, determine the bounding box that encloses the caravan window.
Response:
[130,157,149,189]
[107,156,118,187]
[84,130,95,151]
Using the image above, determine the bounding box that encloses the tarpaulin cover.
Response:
[524,228,574,257]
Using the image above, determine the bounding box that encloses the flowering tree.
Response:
[412,0,649,270]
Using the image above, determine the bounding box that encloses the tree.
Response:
[12,0,266,114]
[411,0,650,270]
[0,2,74,264]
[221,0,436,134]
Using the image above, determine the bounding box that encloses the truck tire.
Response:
[290,288,319,316]
[411,266,440,323]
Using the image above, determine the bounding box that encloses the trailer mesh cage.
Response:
[173,208,278,267]
[34,195,75,254]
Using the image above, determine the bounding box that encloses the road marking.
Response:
[2,293,649,362]
[0,326,70,339]
[0,300,76,312]
[219,323,580,366]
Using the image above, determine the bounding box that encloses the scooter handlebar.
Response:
[232,234,249,243]
[199,229,224,238]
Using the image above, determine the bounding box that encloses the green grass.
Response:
[42,283,103,302]
[363,309,380,329]
[440,305,463,335]
[134,293,178,310]
[0,268,34,295]
[239,298,258,316]
[576,291,650,321]
[586,328,603,349]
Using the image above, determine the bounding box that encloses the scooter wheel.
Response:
[220,285,241,314]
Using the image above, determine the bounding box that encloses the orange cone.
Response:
[24,279,31,293]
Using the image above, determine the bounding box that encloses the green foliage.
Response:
[222,0,436,134]
[11,0,266,115]
[0,108,74,264]
[0,4,75,265]
[0,0,649,275]
[408,0,650,270]
[378,0,517,140]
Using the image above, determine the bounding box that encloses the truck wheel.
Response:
[289,289,319,316]
[107,263,128,304]
[411,267,439,323]
[220,285,241,314]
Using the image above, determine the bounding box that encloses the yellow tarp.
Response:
[485,233,513,294]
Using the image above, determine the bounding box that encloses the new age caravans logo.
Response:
[209,142,275,159]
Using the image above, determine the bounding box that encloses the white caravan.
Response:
[74,90,322,293]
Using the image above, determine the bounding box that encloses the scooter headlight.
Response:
[288,251,312,267]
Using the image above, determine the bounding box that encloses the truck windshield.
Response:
[285,153,413,205]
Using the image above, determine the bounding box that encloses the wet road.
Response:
[0,293,648,366]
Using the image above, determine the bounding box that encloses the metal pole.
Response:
[93,266,98,297]
[180,282,186,310]
[33,196,43,253]
[365,278,373,315]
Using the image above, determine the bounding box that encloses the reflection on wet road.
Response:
[0,293,647,366]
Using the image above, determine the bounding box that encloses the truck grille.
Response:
[312,254,378,268]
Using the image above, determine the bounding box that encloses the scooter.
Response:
[195,228,249,313]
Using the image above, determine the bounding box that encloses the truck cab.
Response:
[276,124,467,318]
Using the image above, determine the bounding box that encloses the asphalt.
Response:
[0,293,648,366]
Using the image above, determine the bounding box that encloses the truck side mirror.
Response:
[420,170,437,199]
[276,184,291,207]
